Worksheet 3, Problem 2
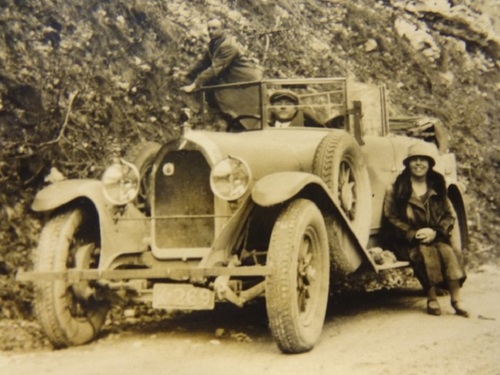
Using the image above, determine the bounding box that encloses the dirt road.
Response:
[1,266,499,375]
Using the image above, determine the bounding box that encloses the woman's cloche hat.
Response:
[403,141,438,167]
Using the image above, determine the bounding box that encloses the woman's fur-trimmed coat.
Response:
[383,168,466,289]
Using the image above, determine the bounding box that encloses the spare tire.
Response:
[312,131,372,245]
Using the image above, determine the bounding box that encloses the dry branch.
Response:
[41,90,79,146]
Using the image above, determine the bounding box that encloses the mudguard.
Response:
[447,182,469,248]
[252,172,330,207]
[32,179,106,212]
[32,179,149,269]
[251,171,377,272]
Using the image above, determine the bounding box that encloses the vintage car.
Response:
[17,78,468,354]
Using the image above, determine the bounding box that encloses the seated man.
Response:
[269,90,324,128]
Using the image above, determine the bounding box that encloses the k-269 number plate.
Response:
[153,283,215,310]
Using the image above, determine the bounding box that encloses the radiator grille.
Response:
[153,150,214,249]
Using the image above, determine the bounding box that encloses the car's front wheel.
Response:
[266,199,329,354]
[33,208,109,348]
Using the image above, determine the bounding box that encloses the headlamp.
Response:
[210,156,251,201]
[102,159,140,205]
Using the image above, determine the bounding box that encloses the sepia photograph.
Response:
[0,0,499,374]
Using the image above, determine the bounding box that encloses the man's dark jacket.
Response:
[188,33,263,119]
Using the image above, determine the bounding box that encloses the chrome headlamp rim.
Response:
[101,158,140,206]
[210,156,252,202]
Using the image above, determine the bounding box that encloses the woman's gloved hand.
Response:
[415,228,436,244]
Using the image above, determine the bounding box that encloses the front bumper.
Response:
[16,266,271,283]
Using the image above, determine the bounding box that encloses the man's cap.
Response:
[403,141,438,167]
[269,90,299,105]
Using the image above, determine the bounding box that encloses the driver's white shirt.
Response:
[274,120,291,128]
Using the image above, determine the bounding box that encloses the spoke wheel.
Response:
[33,209,109,348]
[338,160,356,220]
[266,199,329,354]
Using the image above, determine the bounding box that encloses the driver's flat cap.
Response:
[269,90,299,104]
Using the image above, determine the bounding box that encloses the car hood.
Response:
[182,128,330,180]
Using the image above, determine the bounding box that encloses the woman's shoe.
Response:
[427,299,441,316]
[451,301,470,317]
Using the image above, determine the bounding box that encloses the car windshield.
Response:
[197,78,349,132]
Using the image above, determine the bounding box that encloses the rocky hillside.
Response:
[0,0,499,319]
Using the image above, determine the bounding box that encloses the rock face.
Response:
[391,0,500,59]
[394,17,441,62]
[0,0,499,320]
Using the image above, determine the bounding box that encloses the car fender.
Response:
[32,179,106,212]
[447,182,469,248]
[252,172,331,207]
[252,171,377,273]
[32,179,148,269]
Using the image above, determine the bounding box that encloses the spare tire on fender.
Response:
[312,131,372,247]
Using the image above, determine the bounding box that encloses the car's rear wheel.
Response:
[266,199,329,353]
[312,131,372,245]
[128,142,161,215]
[33,208,109,348]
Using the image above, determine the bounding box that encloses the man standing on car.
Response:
[181,18,263,122]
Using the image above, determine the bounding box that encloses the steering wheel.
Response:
[227,114,261,133]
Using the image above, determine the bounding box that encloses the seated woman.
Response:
[383,142,468,317]
[268,90,324,128]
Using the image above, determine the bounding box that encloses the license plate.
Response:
[153,284,215,310]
